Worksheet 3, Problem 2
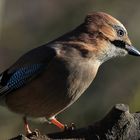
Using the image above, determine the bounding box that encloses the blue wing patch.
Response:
[6,64,43,90]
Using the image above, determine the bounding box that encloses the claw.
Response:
[26,129,40,139]
[64,123,76,131]
[71,123,76,130]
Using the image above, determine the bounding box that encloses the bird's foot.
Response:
[26,129,47,139]
[26,129,40,138]
[64,123,76,131]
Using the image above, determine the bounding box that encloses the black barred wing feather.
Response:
[0,64,45,96]
[7,64,43,89]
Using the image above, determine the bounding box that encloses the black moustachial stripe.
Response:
[110,40,126,48]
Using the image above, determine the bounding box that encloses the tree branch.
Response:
[10,104,140,140]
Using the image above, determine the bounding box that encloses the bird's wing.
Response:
[0,44,57,97]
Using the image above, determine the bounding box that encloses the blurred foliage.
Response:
[0,0,140,139]
[130,86,140,111]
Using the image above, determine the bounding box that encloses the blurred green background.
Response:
[0,0,140,139]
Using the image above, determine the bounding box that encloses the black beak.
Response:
[125,44,140,56]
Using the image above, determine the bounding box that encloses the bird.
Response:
[0,12,140,135]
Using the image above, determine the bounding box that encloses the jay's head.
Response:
[78,12,140,62]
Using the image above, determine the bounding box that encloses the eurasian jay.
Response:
[0,12,139,134]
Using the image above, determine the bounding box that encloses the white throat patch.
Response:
[98,42,128,63]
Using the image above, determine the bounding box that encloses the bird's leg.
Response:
[49,117,65,130]
[49,117,76,131]
[23,116,32,135]
[23,116,42,139]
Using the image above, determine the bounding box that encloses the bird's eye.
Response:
[117,29,125,37]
